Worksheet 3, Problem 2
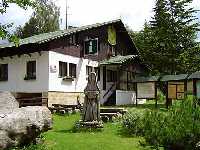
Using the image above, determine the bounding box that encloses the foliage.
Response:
[10,144,47,150]
[121,109,145,136]
[0,0,36,44]
[145,98,200,149]
[121,97,200,150]
[15,0,60,38]
[130,0,200,74]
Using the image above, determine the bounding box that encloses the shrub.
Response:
[121,109,145,136]
[144,97,200,149]
[121,97,200,150]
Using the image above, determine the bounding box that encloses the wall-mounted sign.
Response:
[50,65,57,73]
[168,82,185,99]
[137,82,156,99]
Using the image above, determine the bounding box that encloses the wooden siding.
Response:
[0,22,138,61]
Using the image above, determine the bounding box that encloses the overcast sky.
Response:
[0,0,199,38]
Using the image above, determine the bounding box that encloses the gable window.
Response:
[84,38,98,55]
[69,63,76,78]
[0,64,8,81]
[59,61,68,77]
[25,61,36,80]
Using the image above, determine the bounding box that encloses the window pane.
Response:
[84,39,98,55]
[85,41,90,54]
[59,61,67,77]
[27,61,36,78]
[69,63,76,78]
[92,40,97,53]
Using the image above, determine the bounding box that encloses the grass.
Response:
[41,114,150,150]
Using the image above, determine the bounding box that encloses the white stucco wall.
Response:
[48,51,99,92]
[116,90,136,105]
[116,90,146,105]
[0,52,49,93]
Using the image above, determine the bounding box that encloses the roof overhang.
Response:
[99,55,138,66]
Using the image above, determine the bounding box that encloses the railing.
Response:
[16,97,48,107]
[103,83,116,99]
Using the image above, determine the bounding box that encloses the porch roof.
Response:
[132,76,160,83]
[99,55,137,65]
[160,74,188,82]
[188,71,200,79]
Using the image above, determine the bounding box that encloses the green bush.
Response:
[146,98,200,149]
[121,109,145,136]
[121,97,200,150]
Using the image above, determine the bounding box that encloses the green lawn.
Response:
[42,114,149,150]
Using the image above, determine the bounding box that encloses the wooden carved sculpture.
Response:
[82,72,100,123]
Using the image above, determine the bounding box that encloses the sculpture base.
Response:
[78,120,103,128]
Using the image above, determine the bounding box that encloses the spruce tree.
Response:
[135,0,200,74]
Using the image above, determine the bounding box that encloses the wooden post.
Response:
[193,79,197,98]
[166,82,169,108]
[103,66,106,90]
[184,80,187,99]
[155,82,158,108]
[135,83,138,107]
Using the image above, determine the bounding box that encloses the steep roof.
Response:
[0,19,123,49]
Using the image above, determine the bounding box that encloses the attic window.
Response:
[84,38,98,55]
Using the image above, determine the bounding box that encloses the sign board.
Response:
[137,82,156,99]
[168,82,185,99]
[50,65,57,73]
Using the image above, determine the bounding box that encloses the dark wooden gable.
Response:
[0,20,138,61]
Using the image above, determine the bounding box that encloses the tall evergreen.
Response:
[15,0,60,38]
[131,0,199,74]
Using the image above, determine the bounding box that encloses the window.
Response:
[69,63,76,78]
[0,64,8,81]
[84,39,98,55]
[107,70,117,82]
[26,61,36,80]
[59,61,68,77]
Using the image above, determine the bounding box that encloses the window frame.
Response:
[69,63,77,78]
[25,61,36,80]
[59,61,68,78]
[84,38,98,55]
